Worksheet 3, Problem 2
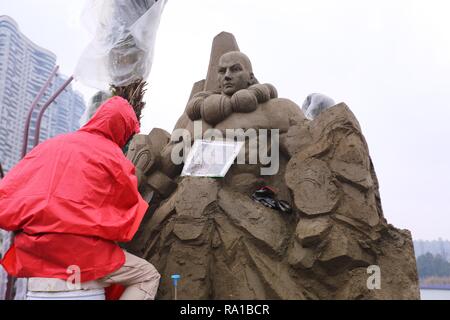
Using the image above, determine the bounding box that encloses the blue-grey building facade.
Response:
[0,15,86,173]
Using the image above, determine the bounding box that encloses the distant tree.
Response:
[417,253,450,278]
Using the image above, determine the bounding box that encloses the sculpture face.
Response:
[218,52,254,96]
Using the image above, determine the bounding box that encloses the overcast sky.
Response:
[1,0,449,240]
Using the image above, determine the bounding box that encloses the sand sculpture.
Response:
[123,32,420,299]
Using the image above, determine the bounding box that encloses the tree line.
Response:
[417,252,450,279]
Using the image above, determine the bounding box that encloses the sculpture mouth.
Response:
[223,85,235,92]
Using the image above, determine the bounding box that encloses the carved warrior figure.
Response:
[185,51,277,125]
[125,32,420,300]
[126,49,308,196]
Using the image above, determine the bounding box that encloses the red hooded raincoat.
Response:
[0,96,148,282]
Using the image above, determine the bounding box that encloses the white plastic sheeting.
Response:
[302,93,336,120]
[75,0,167,89]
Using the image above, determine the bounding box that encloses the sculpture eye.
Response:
[218,68,226,74]
[231,65,242,72]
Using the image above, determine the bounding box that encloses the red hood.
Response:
[0,95,148,282]
[80,96,140,148]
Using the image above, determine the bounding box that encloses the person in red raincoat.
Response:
[0,96,160,300]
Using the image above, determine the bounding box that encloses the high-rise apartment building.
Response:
[0,15,85,173]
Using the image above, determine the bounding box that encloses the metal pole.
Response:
[33,76,74,148]
[5,70,72,300]
[21,66,59,158]
[4,66,60,300]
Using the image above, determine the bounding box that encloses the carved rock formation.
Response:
[129,104,419,299]
[124,32,420,300]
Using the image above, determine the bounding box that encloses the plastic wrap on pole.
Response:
[74,0,167,90]
[302,93,336,120]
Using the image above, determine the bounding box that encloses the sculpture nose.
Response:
[224,69,233,80]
